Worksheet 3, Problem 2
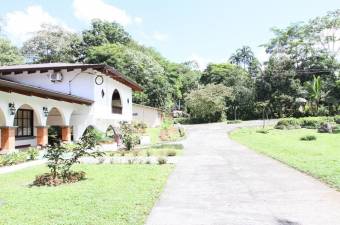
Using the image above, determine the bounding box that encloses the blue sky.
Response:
[0,0,338,68]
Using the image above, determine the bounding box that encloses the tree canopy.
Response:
[0,37,23,66]
[1,9,340,121]
[21,24,78,63]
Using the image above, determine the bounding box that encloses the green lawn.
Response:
[0,164,173,225]
[230,127,340,189]
[146,128,161,144]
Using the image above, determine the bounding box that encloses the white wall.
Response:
[92,74,133,122]
[132,104,162,128]
[0,68,135,149]
[1,69,95,100]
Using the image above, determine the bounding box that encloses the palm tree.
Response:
[239,46,254,69]
[311,75,321,110]
[309,75,329,113]
[229,53,241,66]
[229,46,255,70]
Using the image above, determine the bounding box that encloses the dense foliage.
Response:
[2,9,340,121]
[185,84,232,123]
[0,37,23,65]
[22,24,78,63]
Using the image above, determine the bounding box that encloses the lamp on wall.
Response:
[8,102,16,115]
[43,107,49,117]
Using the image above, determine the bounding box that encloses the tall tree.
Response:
[0,37,23,65]
[185,84,233,123]
[21,24,78,63]
[229,46,260,77]
[73,19,132,62]
[82,19,131,46]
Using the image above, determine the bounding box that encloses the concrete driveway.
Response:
[146,121,340,225]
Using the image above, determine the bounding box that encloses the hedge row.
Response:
[0,147,39,167]
[275,116,338,130]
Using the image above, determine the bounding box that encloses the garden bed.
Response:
[0,164,173,225]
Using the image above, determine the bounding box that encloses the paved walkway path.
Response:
[0,159,46,174]
[146,121,340,225]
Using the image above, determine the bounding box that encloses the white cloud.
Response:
[3,5,69,44]
[152,31,168,42]
[134,17,143,25]
[73,0,131,26]
[255,47,270,64]
[189,53,211,71]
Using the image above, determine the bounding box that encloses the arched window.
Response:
[14,104,39,137]
[112,89,122,114]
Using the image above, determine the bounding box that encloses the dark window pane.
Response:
[15,109,34,137]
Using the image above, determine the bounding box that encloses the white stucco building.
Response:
[0,63,142,153]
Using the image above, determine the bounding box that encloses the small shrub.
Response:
[120,151,126,157]
[62,171,86,183]
[275,118,301,130]
[173,117,190,124]
[299,117,333,129]
[2,152,28,166]
[132,151,139,157]
[145,159,151,164]
[98,136,114,144]
[256,129,269,134]
[62,143,78,151]
[0,156,5,166]
[26,147,39,160]
[161,117,173,130]
[334,115,340,124]
[226,120,242,124]
[316,106,329,116]
[97,157,105,164]
[157,157,167,165]
[332,125,340,134]
[318,122,333,133]
[146,150,151,157]
[133,121,148,134]
[34,128,103,186]
[120,122,140,150]
[300,135,317,141]
[274,124,286,130]
[166,150,177,157]
[178,127,186,137]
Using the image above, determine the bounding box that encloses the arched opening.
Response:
[13,104,41,148]
[106,125,115,138]
[46,107,66,145]
[101,125,117,144]
[112,89,122,114]
[46,107,65,126]
[83,125,95,136]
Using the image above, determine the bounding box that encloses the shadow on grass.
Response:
[151,143,184,150]
[276,218,301,225]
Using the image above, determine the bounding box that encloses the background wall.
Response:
[132,104,162,128]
